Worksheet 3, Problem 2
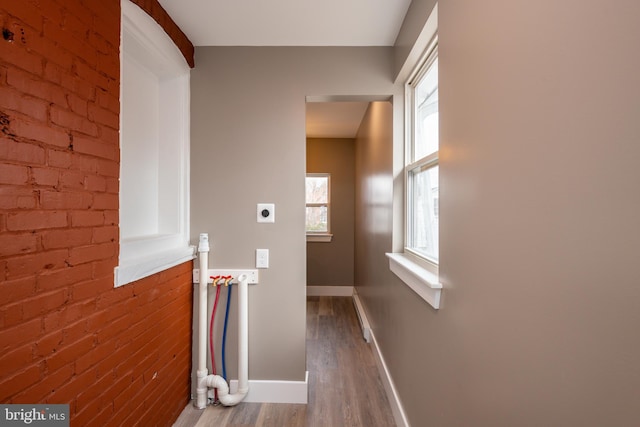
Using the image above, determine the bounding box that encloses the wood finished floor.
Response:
[173,296,396,427]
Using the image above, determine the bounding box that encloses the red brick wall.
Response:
[0,1,194,426]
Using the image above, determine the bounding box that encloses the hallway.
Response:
[174,296,396,427]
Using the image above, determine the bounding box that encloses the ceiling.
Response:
[157,0,410,138]
[306,102,369,139]
[157,0,411,47]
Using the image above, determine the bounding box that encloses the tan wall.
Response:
[354,1,640,426]
[354,100,395,320]
[393,0,438,80]
[190,47,398,382]
[306,138,355,286]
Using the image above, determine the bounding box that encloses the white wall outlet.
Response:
[257,203,275,223]
[256,249,269,268]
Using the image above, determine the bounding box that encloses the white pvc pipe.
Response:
[237,274,249,395]
[196,233,210,409]
[195,234,249,408]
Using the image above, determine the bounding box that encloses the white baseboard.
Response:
[351,291,371,343]
[369,332,410,427]
[229,371,308,404]
[352,295,410,427]
[307,285,354,296]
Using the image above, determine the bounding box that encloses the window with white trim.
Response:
[305,174,332,242]
[406,46,439,265]
[387,11,441,310]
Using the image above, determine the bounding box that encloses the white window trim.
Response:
[388,5,441,309]
[115,1,194,287]
[306,173,332,243]
[386,253,441,309]
[307,234,333,243]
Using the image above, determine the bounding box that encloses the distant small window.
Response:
[306,174,332,242]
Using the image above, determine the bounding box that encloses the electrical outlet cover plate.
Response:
[257,203,275,223]
[256,249,269,268]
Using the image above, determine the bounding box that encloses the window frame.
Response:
[305,173,332,242]
[404,40,439,272]
[386,6,441,310]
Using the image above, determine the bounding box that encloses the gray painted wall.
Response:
[354,100,395,328]
[354,1,640,426]
[393,0,438,80]
[306,138,355,287]
[190,47,397,383]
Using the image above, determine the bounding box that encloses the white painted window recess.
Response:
[116,0,194,287]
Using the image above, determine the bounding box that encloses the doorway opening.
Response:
[304,95,392,297]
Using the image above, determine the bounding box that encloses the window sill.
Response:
[307,234,333,243]
[386,253,442,309]
[115,244,196,288]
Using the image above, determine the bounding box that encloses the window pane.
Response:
[306,206,327,232]
[409,165,439,261]
[414,58,439,160]
[306,177,328,203]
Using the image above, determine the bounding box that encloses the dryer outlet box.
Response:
[257,203,275,223]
